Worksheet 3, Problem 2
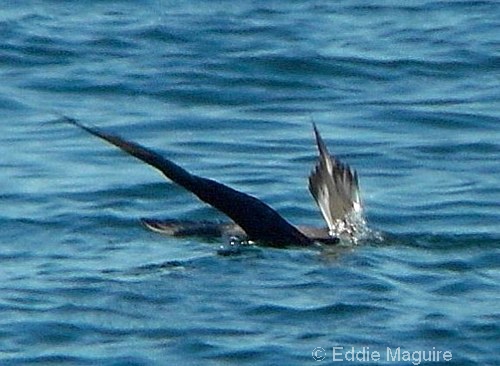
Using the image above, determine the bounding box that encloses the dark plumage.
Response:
[64,117,363,247]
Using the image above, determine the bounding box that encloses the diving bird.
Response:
[64,117,363,247]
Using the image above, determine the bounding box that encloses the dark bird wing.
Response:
[64,117,312,247]
[308,123,362,234]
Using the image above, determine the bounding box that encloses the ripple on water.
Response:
[0,1,498,365]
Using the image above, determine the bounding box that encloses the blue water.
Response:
[1,1,499,365]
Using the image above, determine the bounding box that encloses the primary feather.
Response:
[308,123,362,236]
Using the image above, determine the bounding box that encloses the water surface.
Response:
[1,1,498,365]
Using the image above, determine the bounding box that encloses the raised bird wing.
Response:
[64,117,312,247]
[308,123,362,235]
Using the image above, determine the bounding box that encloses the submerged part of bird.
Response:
[217,235,256,257]
[63,116,371,247]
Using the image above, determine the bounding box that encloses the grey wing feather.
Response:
[308,123,362,233]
